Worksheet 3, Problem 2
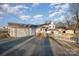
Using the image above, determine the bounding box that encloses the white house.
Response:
[66,30,74,34]
[8,23,37,37]
[47,22,56,30]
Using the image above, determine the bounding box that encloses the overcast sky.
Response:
[0,3,78,26]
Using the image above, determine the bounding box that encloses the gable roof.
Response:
[8,22,39,28]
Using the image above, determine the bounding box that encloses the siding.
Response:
[8,27,36,37]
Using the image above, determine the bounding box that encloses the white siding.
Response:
[16,28,26,37]
[8,27,36,37]
[66,30,74,34]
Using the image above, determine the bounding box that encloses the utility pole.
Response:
[76,10,79,28]
[75,4,79,44]
[75,4,79,29]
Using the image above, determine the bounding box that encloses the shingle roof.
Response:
[8,22,39,28]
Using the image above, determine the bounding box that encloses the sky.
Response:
[0,3,78,26]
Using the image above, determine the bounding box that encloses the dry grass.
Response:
[0,33,10,39]
[61,33,74,38]
[35,32,47,40]
[0,30,10,39]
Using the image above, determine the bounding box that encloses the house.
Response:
[58,28,66,33]
[75,29,79,33]
[8,22,38,37]
[47,22,55,30]
[42,21,55,31]
[65,30,74,34]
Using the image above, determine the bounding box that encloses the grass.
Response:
[0,33,10,39]
[74,33,79,37]
[61,33,74,38]
[0,30,10,39]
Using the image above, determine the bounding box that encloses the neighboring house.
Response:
[57,28,66,33]
[75,29,79,33]
[8,23,38,37]
[65,30,74,34]
[35,21,56,35]
[48,22,55,30]
[0,26,8,33]
[42,21,55,30]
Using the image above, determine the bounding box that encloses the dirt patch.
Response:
[35,32,47,40]
[0,30,11,39]
[0,33,10,39]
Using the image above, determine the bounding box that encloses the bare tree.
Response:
[64,16,71,29]
[71,3,79,28]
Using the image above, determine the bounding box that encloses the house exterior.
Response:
[75,29,79,33]
[65,30,74,34]
[48,22,55,30]
[42,21,55,30]
[35,21,56,35]
[8,23,37,37]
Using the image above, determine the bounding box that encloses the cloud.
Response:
[0,11,4,19]
[49,3,69,13]
[32,3,39,7]
[1,4,9,10]
[9,5,29,14]
[49,3,61,8]
[56,15,70,23]
[49,3,69,19]
[55,3,69,11]
[33,14,43,20]
[49,9,65,18]
[49,4,70,22]
[58,16,65,21]
[19,15,31,20]
[52,16,65,23]
[1,4,29,14]
[49,11,61,18]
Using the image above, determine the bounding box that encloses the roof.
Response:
[8,22,39,28]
